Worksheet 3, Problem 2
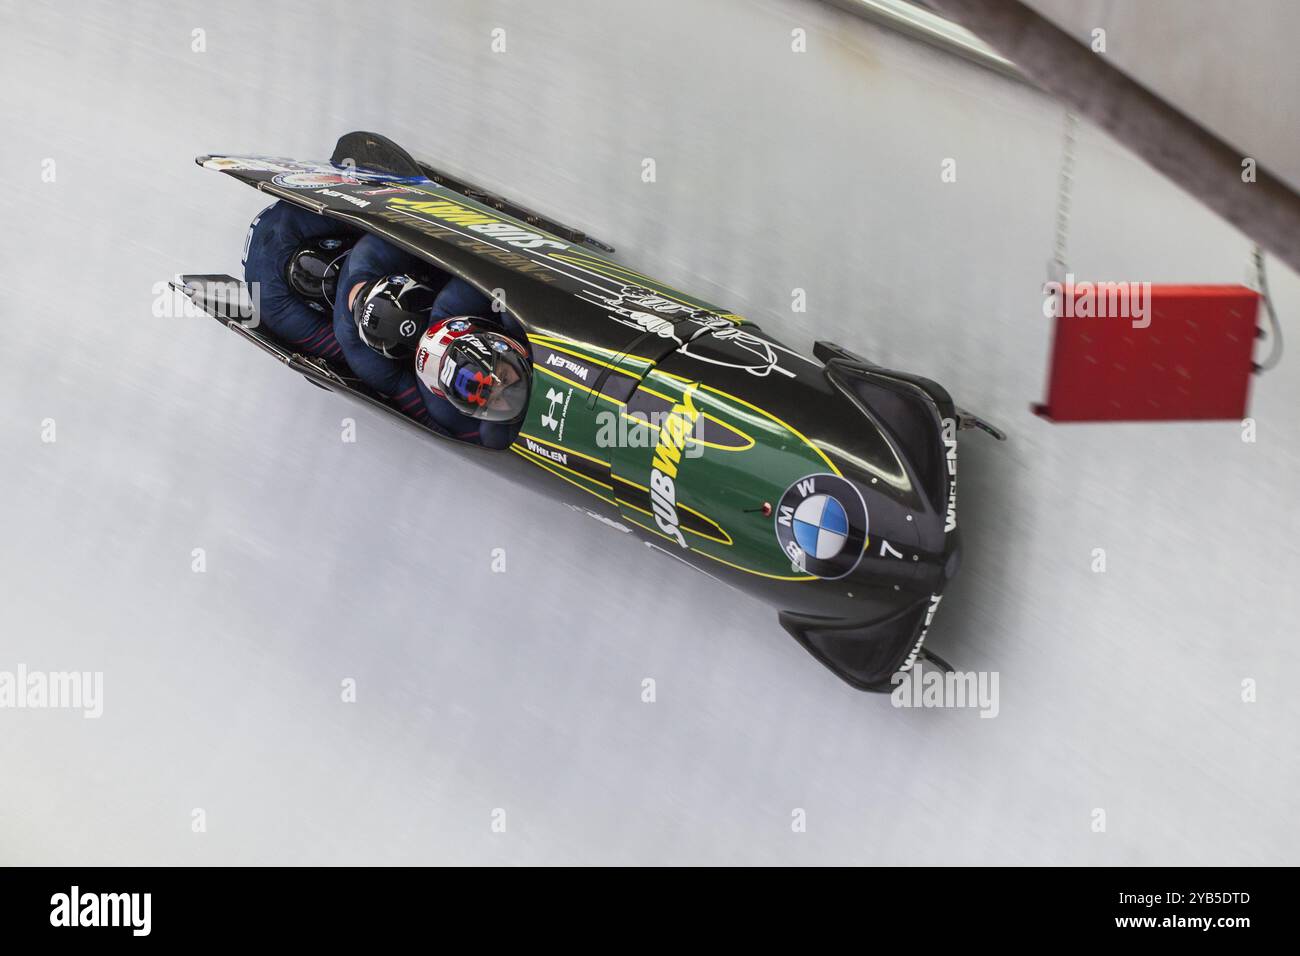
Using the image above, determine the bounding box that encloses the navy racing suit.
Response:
[331,234,449,426]
[242,201,358,363]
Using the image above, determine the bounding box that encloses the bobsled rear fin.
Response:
[330,131,423,178]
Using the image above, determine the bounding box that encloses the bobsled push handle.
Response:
[331,131,424,178]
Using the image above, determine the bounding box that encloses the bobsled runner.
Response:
[177,131,1001,691]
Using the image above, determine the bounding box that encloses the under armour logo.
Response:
[457,368,491,407]
[541,388,565,430]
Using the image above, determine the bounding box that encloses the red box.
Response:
[1034,284,1260,422]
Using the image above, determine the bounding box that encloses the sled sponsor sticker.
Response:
[540,386,572,441]
[774,473,868,578]
[942,417,957,534]
[522,435,567,466]
[648,385,702,549]
[545,351,590,381]
[386,196,568,251]
[316,187,370,208]
[272,171,363,189]
[534,345,595,385]
[204,156,321,173]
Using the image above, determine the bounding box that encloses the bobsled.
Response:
[176,131,1001,691]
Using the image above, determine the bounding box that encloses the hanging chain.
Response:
[1044,111,1280,372]
[1049,111,1079,284]
[1251,244,1284,372]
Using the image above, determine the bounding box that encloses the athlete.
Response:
[331,233,449,423]
[413,313,532,450]
[245,200,532,441]
[242,201,360,362]
[339,248,532,445]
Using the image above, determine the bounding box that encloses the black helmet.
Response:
[352,274,437,359]
[416,319,532,423]
[286,236,355,306]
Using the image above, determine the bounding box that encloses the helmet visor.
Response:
[444,345,530,423]
[479,353,530,422]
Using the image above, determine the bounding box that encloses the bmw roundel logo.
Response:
[774,473,868,579]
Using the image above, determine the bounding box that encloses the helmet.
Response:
[286,235,355,306]
[352,274,437,358]
[414,318,532,423]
